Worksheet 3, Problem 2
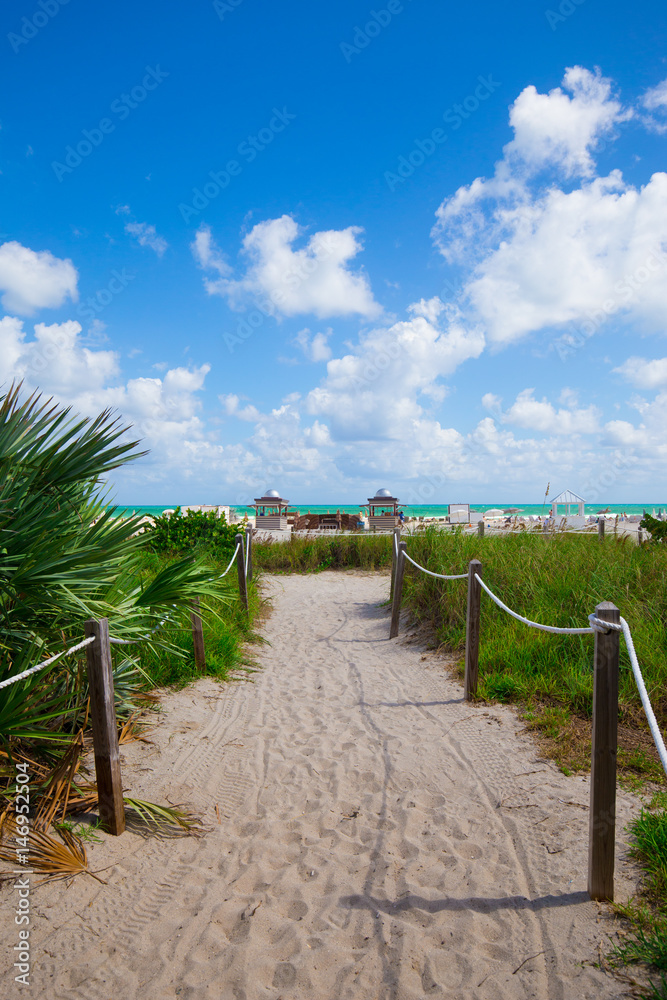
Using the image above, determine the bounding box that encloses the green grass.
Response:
[253,533,393,573]
[135,551,264,688]
[396,530,667,747]
[613,810,667,997]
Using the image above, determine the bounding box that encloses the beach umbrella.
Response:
[484,508,504,517]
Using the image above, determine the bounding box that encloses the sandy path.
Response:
[1,571,641,999]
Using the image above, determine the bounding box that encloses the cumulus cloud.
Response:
[431,67,667,347]
[486,388,601,435]
[192,216,381,320]
[0,241,78,315]
[305,298,484,441]
[505,66,628,178]
[613,356,667,389]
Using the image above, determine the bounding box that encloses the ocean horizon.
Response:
[111,502,666,519]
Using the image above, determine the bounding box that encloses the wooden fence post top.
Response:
[595,600,619,616]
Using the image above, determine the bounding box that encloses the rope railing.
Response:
[389,533,667,901]
[403,551,467,581]
[0,635,95,691]
[474,574,595,635]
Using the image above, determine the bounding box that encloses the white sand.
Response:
[1,571,643,999]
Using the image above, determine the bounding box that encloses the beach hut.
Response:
[253,489,290,530]
[364,488,402,532]
[550,489,585,518]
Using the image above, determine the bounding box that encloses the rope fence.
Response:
[388,525,667,902]
[0,526,255,836]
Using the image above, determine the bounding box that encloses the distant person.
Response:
[399,510,405,523]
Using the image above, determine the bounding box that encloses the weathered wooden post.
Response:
[190,597,206,672]
[477,520,485,538]
[389,541,407,639]
[598,519,605,542]
[245,526,253,584]
[588,601,620,902]
[390,526,401,600]
[638,528,644,545]
[235,533,249,612]
[464,560,482,700]
[84,618,125,835]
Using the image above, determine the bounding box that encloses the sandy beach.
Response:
[1,571,644,999]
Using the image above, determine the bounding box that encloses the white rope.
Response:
[475,574,595,635]
[220,542,240,579]
[0,635,95,691]
[403,551,467,581]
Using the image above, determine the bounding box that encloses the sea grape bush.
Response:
[640,514,667,543]
[146,507,239,555]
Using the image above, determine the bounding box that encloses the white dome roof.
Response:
[265,489,280,497]
[375,488,392,497]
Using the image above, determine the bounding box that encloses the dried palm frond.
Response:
[0,817,102,883]
[118,713,153,745]
[123,796,204,836]
[32,732,84,832]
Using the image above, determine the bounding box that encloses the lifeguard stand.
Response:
[253,489,290,530]
[365,488,402,532]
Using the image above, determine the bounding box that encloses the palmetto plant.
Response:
[0,383,233,744]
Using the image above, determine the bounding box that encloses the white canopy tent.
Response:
[550,489,586,517]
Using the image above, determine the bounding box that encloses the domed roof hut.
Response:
[364,488,402,532]
[253,489,290,530]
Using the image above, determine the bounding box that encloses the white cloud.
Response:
[642,79,667,111]
[0,241,78,315]
[640,78,667,133]
[505,66,628,178]
[294,327,332,362]
[192,216,381,320]
[491,388,601,435]
[431,66,667,347]
[305,299,484,441]
[125,221,169,257]
[613,356,667,389]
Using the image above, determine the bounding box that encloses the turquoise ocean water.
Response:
[112,502,666,519]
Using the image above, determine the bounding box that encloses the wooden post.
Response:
[477,520,485,538]
[588,601,620,902]
[245,526,253,584]
[464,560,482,700]
[638,528,644,545]
[598,519,605,542]
[235,533,248,612]
[390,526,401,600]
[84,618,125,835]
[389,542,406,639]
[190,597,206,672]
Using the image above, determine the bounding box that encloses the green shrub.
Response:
[145,506,240,556]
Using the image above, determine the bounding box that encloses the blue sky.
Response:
[1,0,667,504]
